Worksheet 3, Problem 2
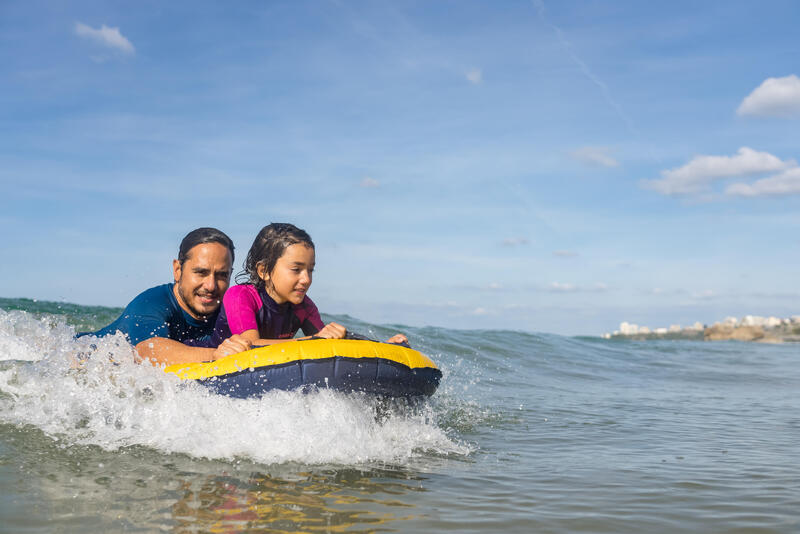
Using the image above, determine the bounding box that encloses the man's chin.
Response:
[192,301,220,318]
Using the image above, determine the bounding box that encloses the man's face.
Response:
[172,242,232,320]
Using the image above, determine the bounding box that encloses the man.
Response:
[80,227,251,365]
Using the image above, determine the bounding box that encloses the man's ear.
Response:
[173,259,182,283]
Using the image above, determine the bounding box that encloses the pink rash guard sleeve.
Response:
[221,284,262,335]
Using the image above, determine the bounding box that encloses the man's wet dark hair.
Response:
[178,227,235,265]
[237,223,314,287]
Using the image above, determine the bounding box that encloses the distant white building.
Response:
[741,315,759,326]
[740,315,782,328]
[608,314,795,339]
[619,322,639,335]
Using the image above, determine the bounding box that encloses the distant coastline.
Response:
[604,315,800,343]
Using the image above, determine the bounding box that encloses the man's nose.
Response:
[203,275,217,290]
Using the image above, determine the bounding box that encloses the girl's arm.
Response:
[297,297,407,345]
[385,333,408,345]
[248,322,347,347]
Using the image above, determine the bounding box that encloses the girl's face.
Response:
[259,243,315,305]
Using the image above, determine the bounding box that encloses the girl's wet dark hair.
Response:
[237,223,314,287]
[178,227,235,265]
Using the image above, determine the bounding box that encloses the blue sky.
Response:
[2,0,799,335]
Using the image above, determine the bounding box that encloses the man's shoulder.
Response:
[131,283,173,301]
[126,283,178,315]
[79,283,177,344]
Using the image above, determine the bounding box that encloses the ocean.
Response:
[1,297,798,533]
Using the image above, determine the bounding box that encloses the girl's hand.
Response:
[212,334,252,360]
[315,322,347,339]
[385,334,408,345]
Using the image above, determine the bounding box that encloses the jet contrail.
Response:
[532,0,640,138]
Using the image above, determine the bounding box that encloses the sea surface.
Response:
[1,297,798,533]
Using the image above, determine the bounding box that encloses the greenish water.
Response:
[0,297,122,332]
[1,298,799,532]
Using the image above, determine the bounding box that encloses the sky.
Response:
[2,0,799,336]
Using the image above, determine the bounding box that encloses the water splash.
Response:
[0,308,471,466]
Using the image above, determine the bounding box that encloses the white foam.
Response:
[0,309,79,362]
[0,310,470,466]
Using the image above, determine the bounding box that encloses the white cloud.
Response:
[726,167,800,197]
[359,177,380,188]
[466,68,482,84]
[548,281,607,293]
[502,237,529,247]
[691,290,716,300]
[549,282,576,292]
[553,250,578,258]
[569,146,619,168]
[642,147,796,196]
[737,75,800,118]
[74,22,135,55]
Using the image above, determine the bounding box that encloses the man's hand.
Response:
[315,322,347,339]
[212,334,252,360]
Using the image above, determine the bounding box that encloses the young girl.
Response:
[211,223,406,347]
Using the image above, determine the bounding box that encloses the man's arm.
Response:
[135,335,251,365]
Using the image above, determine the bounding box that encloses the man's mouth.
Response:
[197,292,218,304]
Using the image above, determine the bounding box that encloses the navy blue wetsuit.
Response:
[78,283,216,347]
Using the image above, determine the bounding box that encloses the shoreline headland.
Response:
[604,315,800,343]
